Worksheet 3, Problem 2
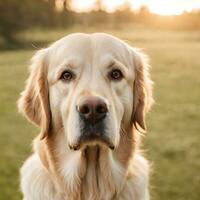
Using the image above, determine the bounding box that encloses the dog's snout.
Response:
[77,96,108,122]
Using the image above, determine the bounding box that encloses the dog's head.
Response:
[18,33,153,151]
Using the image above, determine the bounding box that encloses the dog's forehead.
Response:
[50,33,129,60]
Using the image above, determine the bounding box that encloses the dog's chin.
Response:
[69,132,115,151]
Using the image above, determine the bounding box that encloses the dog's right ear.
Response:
[18,49,51,139]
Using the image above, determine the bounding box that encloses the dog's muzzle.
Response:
[70,96,114,150]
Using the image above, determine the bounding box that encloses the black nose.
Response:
[77,96,108,123]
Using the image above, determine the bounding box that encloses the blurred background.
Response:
[0,0,200,199]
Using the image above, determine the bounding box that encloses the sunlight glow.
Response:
[71,0,200,15]
[70,0,95,12]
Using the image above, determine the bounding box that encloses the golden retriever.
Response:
[18,33,153,200]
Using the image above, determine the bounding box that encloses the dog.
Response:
[18,33,153,200]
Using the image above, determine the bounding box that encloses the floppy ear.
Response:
[132,49,153,132]
[18,49,51,139]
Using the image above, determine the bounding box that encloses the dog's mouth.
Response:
[69,134,114,151]
[69,119,115,151]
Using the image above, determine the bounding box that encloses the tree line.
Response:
[0,0,200,45]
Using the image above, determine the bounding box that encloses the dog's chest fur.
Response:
[21,143,149,200]
[80,146,125,200]
[56,145,125,200]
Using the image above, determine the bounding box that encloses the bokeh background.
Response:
[0,0,200,199]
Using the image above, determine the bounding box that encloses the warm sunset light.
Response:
[71,0,200,15]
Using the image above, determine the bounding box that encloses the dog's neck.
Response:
[36,126,135,200]
[81,145,125,200]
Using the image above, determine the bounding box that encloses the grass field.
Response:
[0,26,200,200]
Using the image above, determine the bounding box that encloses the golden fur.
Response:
[18,33,153,200]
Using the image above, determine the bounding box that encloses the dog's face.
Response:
[18,33,153,151]
[48,34,135,150]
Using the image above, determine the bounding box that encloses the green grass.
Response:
[0,26,200,200]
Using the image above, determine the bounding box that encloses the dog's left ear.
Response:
[18,49,51,139]
[131,49,154,132]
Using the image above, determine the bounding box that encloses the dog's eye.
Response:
[60,70,74,81]
[109,69,123,81]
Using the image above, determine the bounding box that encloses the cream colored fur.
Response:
[18,33,153,200]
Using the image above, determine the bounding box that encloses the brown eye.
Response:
[60,70,74,81]
[109,69,123,81]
